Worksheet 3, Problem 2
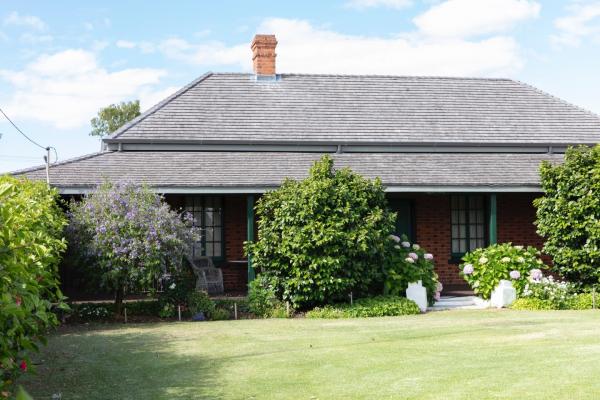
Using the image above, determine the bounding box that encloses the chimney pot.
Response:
[251,34,277,76]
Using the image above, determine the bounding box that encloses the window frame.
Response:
[449,194,489,262]
[185,195,225,262]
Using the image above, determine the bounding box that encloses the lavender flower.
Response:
[401,241,411,248]
[389,234,401,243]
[424,253,434,261]
[463,264,474,275]
[408,252,419,260]
[509,270,521,280]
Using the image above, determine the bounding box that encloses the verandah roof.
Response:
[13,151,562,194]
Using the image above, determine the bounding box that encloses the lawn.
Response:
[20,310,600,399]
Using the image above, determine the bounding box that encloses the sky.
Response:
[1,0,600,172]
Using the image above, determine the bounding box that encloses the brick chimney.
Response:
[251,34,277,76]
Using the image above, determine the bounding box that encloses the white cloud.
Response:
[3,11,46,31]
[116,39,137,49]
[345,0,413,10]
[0,49,167,129]
[152,17,525,77]
[552,2,600,46]
[414,0,540,38]
[20,32,53,44]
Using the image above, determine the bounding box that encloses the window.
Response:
[184,196,224,259]
[451,195,486,256]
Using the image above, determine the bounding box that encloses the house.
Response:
[13,34,600,292]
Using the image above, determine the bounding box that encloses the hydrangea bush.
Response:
[522,275,575,309]
[68,182,198,316]
[0,176,68,396]
[459,243,547,300]
[382,234,440,305]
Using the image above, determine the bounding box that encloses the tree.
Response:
[0,176,68,396]
[67,182,197,315]
[534,145,600,288]
[246,155,396,309]
[90,100,141,137]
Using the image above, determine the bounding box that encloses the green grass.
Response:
[20,310,600,399]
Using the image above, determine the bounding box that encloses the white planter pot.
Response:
[406,280,428,312]
[490,279,516,309]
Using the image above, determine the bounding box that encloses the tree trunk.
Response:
[114,286,124,318]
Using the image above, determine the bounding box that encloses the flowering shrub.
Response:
[68,182,198,316]
[246,156,395,308]
[460,243,547,300]
[522,275,575,309]
[382,235,439,305]
[0,176,68,396]
[306,296,420,318]
[248,275,286,318]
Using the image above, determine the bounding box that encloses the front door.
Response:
[389,199,415,242]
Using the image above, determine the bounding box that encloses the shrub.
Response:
[510,298,555,310]
[535,145,600,288]
[210,308,231,321]
[383,234,439,305]
[306,296,420,319]
[460,243,547,300]
[247,276,283,318]
[0,176,68,395]
[567,293,596,310]
[67,300,162,321]
[246,156,395,308]
[67,182,198,316]
[187,291,215,318]
[521,275,575,309]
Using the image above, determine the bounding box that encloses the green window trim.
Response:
[449,194,489,261]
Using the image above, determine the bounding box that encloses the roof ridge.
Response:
[10,151,107,175]
[211,72,512,81]
[512,79,600,120]
[108,72,214,140]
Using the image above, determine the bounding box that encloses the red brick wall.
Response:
[221,195,248,293]
[408,193,544,286]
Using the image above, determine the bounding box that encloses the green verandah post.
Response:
[489,194,497,245]
[247,194,256,283]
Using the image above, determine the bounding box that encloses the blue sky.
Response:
[1,0,600,172]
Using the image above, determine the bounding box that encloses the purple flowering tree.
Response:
[68,182,197,316]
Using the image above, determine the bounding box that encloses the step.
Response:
[428,295,489,311]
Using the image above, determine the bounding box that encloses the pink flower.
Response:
[509,270,521,280]
[529,268,543,281]
[424,253,434,261]
[20,360,27,372]
[463,264,474,275]
[15,296,22,307]
[434,291,441,301]
[408,252,418,260]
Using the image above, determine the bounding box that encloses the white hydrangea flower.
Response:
[479,256,488,264]
[389,234,401,243]
[412,244,420,250]
[401,241,411,248]
[514,245,524,250]
[405,257,415,264]
[169,283,176,290]
[517,256,525,263]
[501,257,511,263]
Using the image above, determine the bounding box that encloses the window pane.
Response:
[459,225,466,238]
[452,239,460,253]
[459,239,466,253]
[451,210,459,223]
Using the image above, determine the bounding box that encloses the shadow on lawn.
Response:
[19,323,225,400]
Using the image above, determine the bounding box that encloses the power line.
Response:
[0,107,58,163]
[0,107,46,151]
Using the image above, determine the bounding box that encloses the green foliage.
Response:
[521,276,575,309]
[187,291,215,318]
[247,276,283,318]
[210,308,231,321]
[510,298,556,310]
[67,300,162,321]
[0,176,68,395]
[67,182,198,315]
[511,294,596,310]
[460,243,547,300]
[535,145,600,288]
[306,296,420,318]
[383,234,439,305]
[90,100,140,137]
[246,155,396,308]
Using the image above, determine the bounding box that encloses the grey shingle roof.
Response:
[14,151,561,190]
[108,73,600,145]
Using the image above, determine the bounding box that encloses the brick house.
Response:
[13,34,600,292]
